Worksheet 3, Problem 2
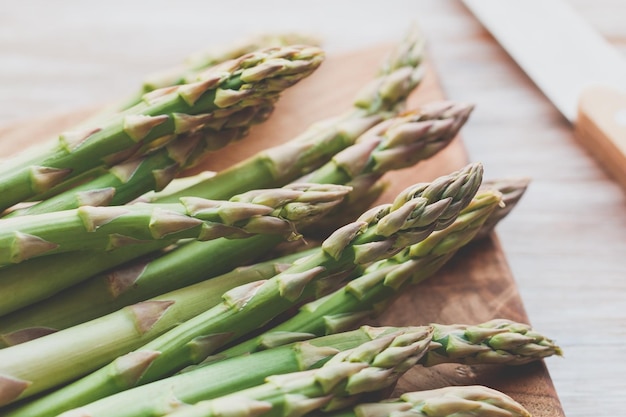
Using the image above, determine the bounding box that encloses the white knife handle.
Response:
[575,86,626,190]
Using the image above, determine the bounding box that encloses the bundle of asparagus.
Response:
[0,26,560,417]
[0,25,426,324]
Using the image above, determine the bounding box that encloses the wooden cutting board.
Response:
[0,44,564,416]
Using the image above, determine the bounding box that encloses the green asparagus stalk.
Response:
[180,319,556,417]
[300,173,534,263]
[8,103,275,217]
[419,319,562,367]
[94,327,432,417]
[0,183,350,316]
[0,183,349,267]
[112,33,321,114]
[2,326,424,417]
[152,25,426,204]
[0,236,281,334]
[3,317,554,417]
[0,241,173,319]
[286,176,530,245]
[0,45,324,212]
[0,164,481,406]
[321,385,531,417]
[16,33,313,204]
[218,189,502,358]
[0,248,309,348]
[299,101,473,186]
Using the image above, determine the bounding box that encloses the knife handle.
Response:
[575,86,626,190]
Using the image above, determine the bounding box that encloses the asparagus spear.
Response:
[299,101,473,187]
[0,183,349,267]
[321,385,531,417]
[217,189,503,358]
[112,32,321,114]
[0,248,309,348]
[0,164,481,405]
[0,183,349,316]
[0,235,284,331]
[17,33,313,204]
[288,176,530,245]
[0,241,173,319]
[3,318,554,417]
[309,173,531,254]
[419,319,562,367]
[0,44,324,212]
[2,326,423,417]
[124,320,552,417]
[174,320,556,417]
[8,103,275,217]
[75,327,432,417]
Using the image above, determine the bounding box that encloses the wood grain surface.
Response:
[0,43,564,416]
[417,3,626,416]
[2,2,625,416]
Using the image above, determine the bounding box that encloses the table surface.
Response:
[1,2,625,416]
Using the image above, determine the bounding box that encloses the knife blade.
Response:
[462,0,626,189]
